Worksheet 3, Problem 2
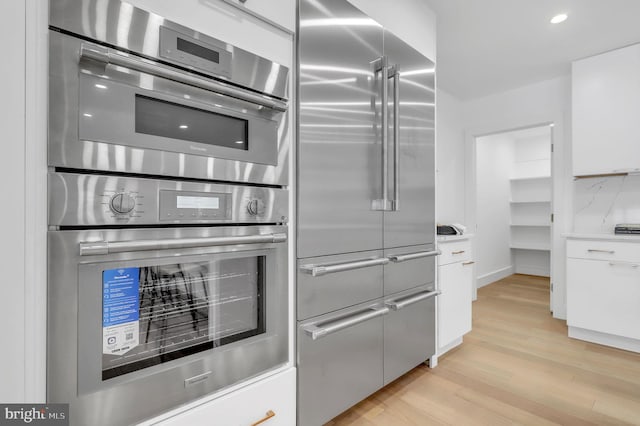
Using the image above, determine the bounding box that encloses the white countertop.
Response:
[564,233,640,242]
[437,233,474,243]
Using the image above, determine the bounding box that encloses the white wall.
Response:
[436,89,465,224]
[475,134,515,284]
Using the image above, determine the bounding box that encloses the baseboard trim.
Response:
[477,265,514,288]
[568,326,640,354]
[515,265,550,277]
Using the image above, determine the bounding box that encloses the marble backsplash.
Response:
[573,174,640,233]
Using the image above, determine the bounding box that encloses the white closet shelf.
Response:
[510,223,551,227]
[509,200,551,204]
[509,176,551,182]
[510,243,551,251]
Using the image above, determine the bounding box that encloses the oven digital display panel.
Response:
[159,190,231,221]
[177,37,220,64]
[176,195,220,210]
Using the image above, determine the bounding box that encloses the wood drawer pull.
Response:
[462,261,475,266]
[452,250,466,255]
[251,410,275,426]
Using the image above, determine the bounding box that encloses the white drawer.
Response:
[567,239,640,263]
[438,240,472,265]
[153,368,296,426]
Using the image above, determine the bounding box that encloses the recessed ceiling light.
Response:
[550,13,568,24]
[179,125,188,129]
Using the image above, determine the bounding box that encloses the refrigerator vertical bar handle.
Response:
[371,56,391,211]
[391,65,400,211]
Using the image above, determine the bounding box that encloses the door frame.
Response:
[464,113,567,319]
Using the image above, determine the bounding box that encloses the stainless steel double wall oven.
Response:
[47,1,290,425]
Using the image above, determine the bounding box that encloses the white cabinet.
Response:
[149,368,296,426]
[566,237,640,352]
[437,237,473,355]
[572,43,640,176]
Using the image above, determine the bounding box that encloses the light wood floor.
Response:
[325,274,640,425]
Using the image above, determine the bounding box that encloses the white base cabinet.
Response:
[148,368,296,426]
[566,237,640,352]
[437,236,473,356]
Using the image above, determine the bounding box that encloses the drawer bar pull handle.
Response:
[251,410,276,426]
[385,290,440,311]
[303,306,389,340]
[300,257,389,277]
[389,249,441,263]
[452,250,466,255]
[462,261,475,266]
[608,261,639,268]
[587,249,615,254]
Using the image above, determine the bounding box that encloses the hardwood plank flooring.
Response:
[324,274,640,426]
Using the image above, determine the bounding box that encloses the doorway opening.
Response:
[474,124,553,309]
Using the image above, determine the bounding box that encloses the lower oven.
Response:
[47,173,289,426]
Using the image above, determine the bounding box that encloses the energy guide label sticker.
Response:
[103,267,140,356]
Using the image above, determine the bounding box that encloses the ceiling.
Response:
[423,0,640,100]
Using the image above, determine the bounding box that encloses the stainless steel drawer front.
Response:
[384,245,437,295]
[297,251,384,321]
[302,306,389,340]
[383,287,437,386]
[298,302,385,426]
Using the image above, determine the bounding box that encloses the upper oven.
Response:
[49,5,290,186]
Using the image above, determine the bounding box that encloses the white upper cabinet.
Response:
[572,43,640,176]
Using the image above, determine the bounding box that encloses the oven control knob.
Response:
[247,199,260,216]
[110,193,136,214]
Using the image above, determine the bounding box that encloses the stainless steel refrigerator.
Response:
[296,0,438,424]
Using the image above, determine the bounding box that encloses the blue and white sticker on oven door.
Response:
[102,267,140,356]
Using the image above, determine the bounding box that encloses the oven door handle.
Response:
[80,45,288,112]
[79,233,287,256]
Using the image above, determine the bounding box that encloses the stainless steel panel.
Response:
[49,31,289,185]
[48,225,288,426]
[384,244,436,296]
[297,300,385,426]
[383,29,435,249]
[297,0,384,258]
[383,285,436,385]
[49,172,289,227]
[49,0,289,99]
[297,250,384,321]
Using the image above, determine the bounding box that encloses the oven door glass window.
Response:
[101,256,265,380]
